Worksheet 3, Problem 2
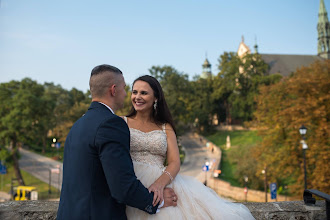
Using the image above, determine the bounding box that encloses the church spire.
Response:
[254,35,258,54]
[200,52,212,79]
[317,0,330,59]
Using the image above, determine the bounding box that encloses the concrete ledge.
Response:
[245,201,326,220]
[0,201,58,220]
[0,200,326,220]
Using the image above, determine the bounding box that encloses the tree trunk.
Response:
[11,139,25,186]
[225,101,232,125]
[42,132,47,154]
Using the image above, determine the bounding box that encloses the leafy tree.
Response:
[213,52,241,124]
[45,84,91,145]
[0,78,51,185]
[254,60,330,196]
[149,66,192,134]
[213,52,281,123]
[189,77,216,133]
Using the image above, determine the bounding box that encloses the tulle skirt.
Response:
[126,161,255,220]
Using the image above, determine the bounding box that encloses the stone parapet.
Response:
[0,201,326,220]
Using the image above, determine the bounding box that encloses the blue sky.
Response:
[0,0,327,92]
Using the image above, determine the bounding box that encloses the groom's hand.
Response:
[162,188,178,208]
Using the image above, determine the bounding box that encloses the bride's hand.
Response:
[148,181,165,206]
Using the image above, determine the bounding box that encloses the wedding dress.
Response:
[124,118,255,220]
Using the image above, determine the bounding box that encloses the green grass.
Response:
[0,165,59,200]
[207,130,261,149]
[206,130,261,186]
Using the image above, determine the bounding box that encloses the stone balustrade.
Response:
[0,200,326,220]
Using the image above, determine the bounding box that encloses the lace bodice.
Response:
[129,127,167,169]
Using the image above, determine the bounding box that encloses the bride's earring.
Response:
[153,100,157,110]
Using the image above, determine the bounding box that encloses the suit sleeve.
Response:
[95,116,159,214]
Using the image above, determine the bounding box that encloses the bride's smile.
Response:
[131,80,156,112]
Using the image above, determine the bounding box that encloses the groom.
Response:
[57,64,177,219]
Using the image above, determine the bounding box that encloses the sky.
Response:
[0,0,328,92]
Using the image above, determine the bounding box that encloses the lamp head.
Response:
[299,125,307,136]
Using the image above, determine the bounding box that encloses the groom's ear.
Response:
[110,84,116,96]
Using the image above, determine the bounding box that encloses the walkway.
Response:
[179,132,221,184]
[19,148,63,190]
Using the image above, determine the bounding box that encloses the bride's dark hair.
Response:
[126,75,176,134]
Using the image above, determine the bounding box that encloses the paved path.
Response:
[179,133,220,183]
[19,148,63,190]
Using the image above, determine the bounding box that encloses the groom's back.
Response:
[57,102,128,220]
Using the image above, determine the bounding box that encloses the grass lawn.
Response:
[206,130,261,186]
[0,165,59,200]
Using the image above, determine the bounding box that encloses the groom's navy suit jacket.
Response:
[57,102,158,220]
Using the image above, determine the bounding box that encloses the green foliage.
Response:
[0,78,91,184]
[149,65,192,135]
[190,77,216,133]
[149,65,219,134]
[44,83,91,144]
[0,79,48,144]
[0,78,55,185]
[0,147,11,164]
[213,52,281,123]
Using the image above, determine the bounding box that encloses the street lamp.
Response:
[262,167,267,202]
[51,138,56,148]
[299,125,308,189]
[244,176,248,202]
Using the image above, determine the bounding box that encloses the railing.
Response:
[304,189,330,220]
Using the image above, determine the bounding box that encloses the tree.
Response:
[254,60,330,196]
[0,78,50,185]
[189,77,216,133]
[213,52,240,124]
[213,52,281,124]
[149,66,192,134]
[46,84,91,145]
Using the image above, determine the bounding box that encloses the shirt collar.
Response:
[98,102,115,114]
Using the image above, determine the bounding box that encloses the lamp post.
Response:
[262,167,267,202]
[299,125,308,190]
[244,176,248,202]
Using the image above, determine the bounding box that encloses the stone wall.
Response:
[209,178,296,202]
[0,200,326,220]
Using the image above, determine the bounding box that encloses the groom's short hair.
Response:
[89,64,123,98]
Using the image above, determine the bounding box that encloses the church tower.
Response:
[200,56,212,79]
[317,0,330,59]
[237,36,251,58]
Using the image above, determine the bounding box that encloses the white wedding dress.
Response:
[125,119,255,220]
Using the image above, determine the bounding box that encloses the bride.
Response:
[122,75,255,219]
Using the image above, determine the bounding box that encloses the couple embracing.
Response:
[57,64,255,219]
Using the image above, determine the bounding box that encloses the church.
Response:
[201,0,330,78]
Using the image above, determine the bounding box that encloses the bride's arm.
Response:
[163,124,181,180]
[148,124,180,206]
